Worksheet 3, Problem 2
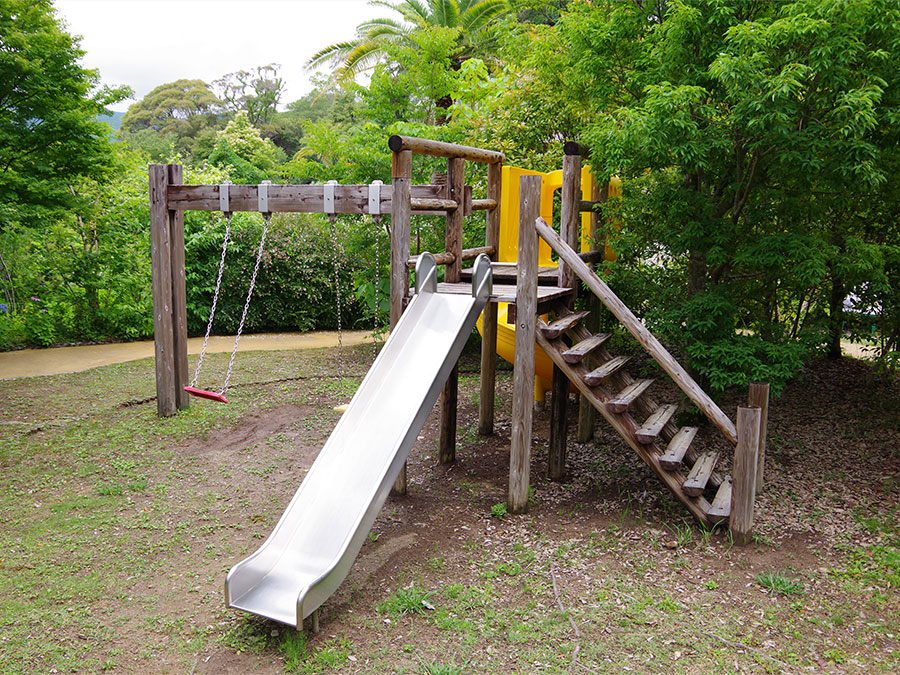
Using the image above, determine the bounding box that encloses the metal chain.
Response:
[221,213,269,395]
[328,214,344,380]
[190,213,232,388]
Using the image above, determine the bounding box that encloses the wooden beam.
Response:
[410,197,457,211]
[149,165,176,417]
[558,153,582,291]
[509,176,542,513]
[563,141,591,157]
[748,382,770,494]
[406,247,494,269]
[390,149,412,494]
[534,217,738,446]
[548,363,569,480]
[472,198,498,211]
[167,165,190,412]
[731,406,761,545]
[388,135,505,164]
[479,162,502,436]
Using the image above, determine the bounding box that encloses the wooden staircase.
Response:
[536,311,732,525]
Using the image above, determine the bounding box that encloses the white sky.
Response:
[54,0,385,111]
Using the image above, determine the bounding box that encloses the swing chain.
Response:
[190,212,232,388]
[328,213,344,380]
[221,212,269,395]
[371,214,383,359]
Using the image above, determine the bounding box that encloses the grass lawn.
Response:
[1,342,898,674]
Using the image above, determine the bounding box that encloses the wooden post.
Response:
[167,165,190,412]
[577,178,606,442]
[150,165,176,417]
[390,148,412,494]
[748,382,770,494]
[731,405,761,545]
[548,365,568,480]
[478,161,502,436]
[509,176,541,513]
[439,157,465,465]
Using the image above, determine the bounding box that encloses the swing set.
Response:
[178,180,386,403]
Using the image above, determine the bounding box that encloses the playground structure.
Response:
[149,136,769,629]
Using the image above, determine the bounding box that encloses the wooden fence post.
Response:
[478,161,502,436]
[150,164,176,417]
[731,405,762,545]
[167,165,190,412]
[509,175,542,513]
[439,157,465,465]
[748,382,770,494]
[390,148,412,494]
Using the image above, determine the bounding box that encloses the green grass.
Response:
[755,571,805,596]
[377,582,435,616]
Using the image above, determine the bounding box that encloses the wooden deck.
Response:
[460,262,561,285]
[429,282,573,305]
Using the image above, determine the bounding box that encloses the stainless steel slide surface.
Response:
[225,254,492,627]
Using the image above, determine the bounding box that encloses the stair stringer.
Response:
[535,327,714,525]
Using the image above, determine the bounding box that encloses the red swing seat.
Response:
[184,386,228,403]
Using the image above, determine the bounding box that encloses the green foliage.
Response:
[377,582,434,616]
[754,571,805,596]
[213,64,284,127]
[490,502,507,518]
[208,112,286,182]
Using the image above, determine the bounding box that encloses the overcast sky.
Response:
[55,0,385,111]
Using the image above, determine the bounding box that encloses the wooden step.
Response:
[606,379,654,414]
[584,356,630,386]
[682,451,719,497]
[706,476,732,523]
[635,404,678,445]
[659,427,699,470]
[562,333,610,364]
[539,311,591,339]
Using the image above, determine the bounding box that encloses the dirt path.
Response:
[0,330,374,380]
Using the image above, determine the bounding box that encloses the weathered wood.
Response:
[731,406,762,545]
[439,364,458,465]
[659,426,699,470]
[558,153,582,291]
[391,149,412,495]
[563,333,610,364]
[534,217,738,446]
[635,403,678,445]
[411,197,457,211]
[748,382,770,494]
[167,165,190,412]
[563,141,591,157]
[472,198,498,211]
[577,176,603,443]
[428,282,573,306]
[707,476,732,523]
[578,250,606,263]
[548,364,569,480]
[407,246,493,268]
[683,451,719,496]
[509,175,542,514]
[479,161,503,436]
[388,135,505,164]
[607,379,654,414]
[584,355,631,386]
[539,311,590,339]
[149,165,176,417]
[535,329,712,523]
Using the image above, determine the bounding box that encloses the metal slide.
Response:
[225,253,493,627]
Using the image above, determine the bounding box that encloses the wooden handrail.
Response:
[407,246,494,268]
[388,135,505,164]
[411,197,457,211]
[534,216,738,446]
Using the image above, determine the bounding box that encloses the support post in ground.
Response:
[167,164,190,412]
[748,382,770,494]
[478,161,502,436]
[731,405,762,545]
[150,164,176,417]
[438,157,465,465]
[509,175,541,513]
[390,148,412,494]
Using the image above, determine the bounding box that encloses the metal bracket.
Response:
[368,180,383,216]
[324,180,338,214]
[219,180,232,213]
[258,180,272,213]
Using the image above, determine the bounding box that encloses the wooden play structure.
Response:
[150,135,768,543]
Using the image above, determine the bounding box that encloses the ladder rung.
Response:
[635,403,678,445]
[539,311,591,339]
[562,333,610,364]
[682,451,719,497]
[659,427,698,470]
[707,476,732,523]
[584,355,630,386]
[606,379,654,414]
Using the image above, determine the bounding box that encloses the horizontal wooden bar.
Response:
[472,199,498,211]
[410,198,457,211]
[388,135,505,164]
[461,246,494,260]
[408,251,456,268]
[564,141,591,157]
[579,250,606,264]
[406,246,496,269]
[166,183,445,213]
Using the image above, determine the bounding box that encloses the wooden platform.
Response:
[460,262,561,285]
[429,282,573,306]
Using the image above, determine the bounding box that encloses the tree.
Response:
[0,0,129,225]
[208,112,286,183]
[307,0,511,82]
[213,64,284,127]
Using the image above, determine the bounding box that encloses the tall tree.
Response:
[213,64,284,126]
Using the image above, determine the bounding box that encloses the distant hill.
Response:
[98,111,125,133]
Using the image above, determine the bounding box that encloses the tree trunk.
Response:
[827,275,844,359]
